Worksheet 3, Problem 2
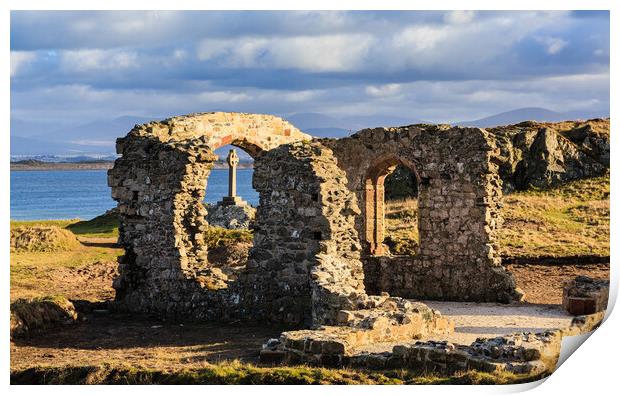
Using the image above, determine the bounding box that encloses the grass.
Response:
[10,244,123,301]
[67,212,119,237]
[10,225,82,253]
[204,226,253,248]
[384,198,419,255]
[9,213,253,301]
[384,174,609,259]
[11,295,78,337]
[10,361,542,385]
[498,174,609,258]
[10,211,119,239]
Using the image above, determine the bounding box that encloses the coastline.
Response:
[10,161,254,171]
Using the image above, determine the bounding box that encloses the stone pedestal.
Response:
[221,196,246,206]
[562,276,609,315]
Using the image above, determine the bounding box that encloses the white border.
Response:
[2,1,616,394]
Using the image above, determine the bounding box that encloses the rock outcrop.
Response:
[487,118,609,192]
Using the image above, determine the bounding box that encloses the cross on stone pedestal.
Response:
[221,148,246,206]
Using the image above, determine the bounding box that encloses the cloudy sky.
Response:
[10,10,610,137]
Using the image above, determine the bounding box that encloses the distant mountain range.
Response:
[10,108,608,157]
[11,115,154,156]
[454,107,608,128]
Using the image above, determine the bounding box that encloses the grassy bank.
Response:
[498,174,609,258]
[10,213,119,239]
[10,361,541,385]
[385,174,610,259]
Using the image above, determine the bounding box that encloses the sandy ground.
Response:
[423,301,573,345]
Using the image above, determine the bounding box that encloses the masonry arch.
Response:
[364,154,421,256]
[108,112,311,314]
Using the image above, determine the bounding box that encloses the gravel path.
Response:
[423,301,573,345]
[356,301,574,353]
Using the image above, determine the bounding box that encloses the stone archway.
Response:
[107,112,311,317]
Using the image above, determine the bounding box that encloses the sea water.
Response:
[10,168,258,221]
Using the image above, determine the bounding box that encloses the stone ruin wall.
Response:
[108,112,519,327]
[246,142,365,326]
[322,126,518,303]
[108,112,312,320]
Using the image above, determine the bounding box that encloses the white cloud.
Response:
[197,91,251,103]
[536,36,569,55]
[60,49,139,72]
[365,84,402,97]
[395,26,449,52]
[197,34,373,72]
[443,11,476,24]
[10,51,37,76]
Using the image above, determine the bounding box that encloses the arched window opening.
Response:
[383,164,419,255]
[364,157,419,256]
[204,145,259,208]
[203,145,258,283]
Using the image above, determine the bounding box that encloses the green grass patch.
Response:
[67,211,119,237]
[10,362,543,385]
[11,211,119,239]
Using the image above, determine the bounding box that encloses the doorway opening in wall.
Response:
[383,164,419,255]
[364,157,420,256]
[203,144,258,282]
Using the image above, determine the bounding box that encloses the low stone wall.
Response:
[262,311,604,376]
[363,255,521,303]
[261,296,453,366]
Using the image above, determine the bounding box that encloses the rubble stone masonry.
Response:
[108,112,519,326]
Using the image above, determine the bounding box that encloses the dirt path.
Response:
[505,263,609,304]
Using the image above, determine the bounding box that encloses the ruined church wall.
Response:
[107,113,315,322]
[244,142,365,326]
[324,126,518,303]
[108,113,519,325]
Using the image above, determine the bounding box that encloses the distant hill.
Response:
[10,135,111,156]
[284,112,425,133]
[11,109,609,157]
[304,128,352,139]
[11,115,157,156]
[455,107,608,128]
[32,115,155,147]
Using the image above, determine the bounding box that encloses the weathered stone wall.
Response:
[108,112,519,325]
[323,125,518,302]
[263,311,604,376]
[108,113,311,321]
[245,142,365,326]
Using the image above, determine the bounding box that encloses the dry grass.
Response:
[10,360,540,385]
[10,243,122,302]
[10,225,81,253]
[10,217,123,302]
[499,175,609,258]
[11,296,78,337]
[384,198,419,255]
[385,174,609,259]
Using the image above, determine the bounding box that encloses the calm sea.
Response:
[10,169,258,221]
